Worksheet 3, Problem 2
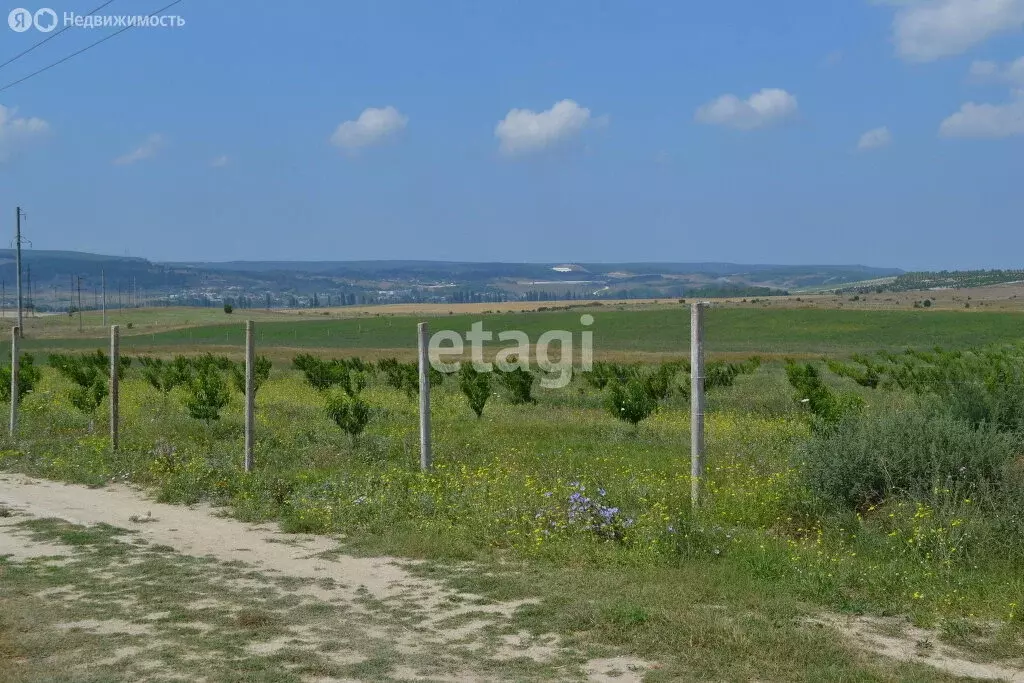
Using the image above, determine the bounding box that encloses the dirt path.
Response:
[0,472,651,682]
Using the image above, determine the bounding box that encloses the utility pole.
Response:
[109,325,119,452]
[417,322,432,471]
[77,276,83,332]
[690,302,707,510]
[244,320,255,472]
[15,207,25,337]
[2,281,5,320]
[9,326,18,437]
[101,270,107,326]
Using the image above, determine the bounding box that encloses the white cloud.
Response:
[114,133,164,165]
[0,104,49,161]
[329,106,407,150]
[969,56,1024,85]
[888,0,1024,62]
[858,126,893,150]
[694,88,799,130]
[210,154,229,168]
[939,95,1024,138]
[495,99,593,155]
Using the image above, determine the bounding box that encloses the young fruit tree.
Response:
[181,356,232,422]
[497,357,534,404]
[138,356,192,394]
[50,351,129,413]
[606,378,658,426]
[230,355,272,394]
[0,353,41,401]
[325,391,371,443]
[458,363,491,418]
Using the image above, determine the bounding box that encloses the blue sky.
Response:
[1,0,1022,269]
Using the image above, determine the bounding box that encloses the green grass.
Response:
[12,306,1024,357]
[2,341,1023,680]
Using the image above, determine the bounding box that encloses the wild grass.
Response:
[1,348,1022,676]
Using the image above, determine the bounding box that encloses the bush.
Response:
[223,303,234,314]
[325,392,370,441]
[497,360,534,404]
[582,361,617,389]
[785,361,863,430]
[458,364,491,418]
[606,378,657,426]
[294,354,364,395]
[229,356,272,394]
[375,358,442,398]
[139,356,191,394]
[799,403,1021,511]
[0,353,41,401]
[49,351,126,413]
[183,362,231,421]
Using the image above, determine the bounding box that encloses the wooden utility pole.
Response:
[109,325,119,451]
[690,302,707,509]
[15,208,24,337]
[244,320,255,473]
[417,322,432,471]
[9,326,18,437]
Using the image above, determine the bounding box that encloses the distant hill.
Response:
[0,249,904,311]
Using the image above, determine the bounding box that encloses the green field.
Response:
[14,306,1024,357]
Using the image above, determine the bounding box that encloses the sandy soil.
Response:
[0,472,652,682]
[808,614,1024,682]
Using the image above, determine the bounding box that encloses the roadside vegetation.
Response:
[1,335,1023,679]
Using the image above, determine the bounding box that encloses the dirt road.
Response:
[0,472,650,682]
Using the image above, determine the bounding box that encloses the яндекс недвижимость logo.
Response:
[8,7,184,31]
[8,7,57,32]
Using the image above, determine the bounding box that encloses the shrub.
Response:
[375,358,442,398]
[640,362,685,401]
[183,362,231,421]
[223,303,234,314]
[497,359,534,404]
[0,353,41,401]
[138,356,192,394]
[458,364,491,418]
[325,392,370,441]
[49,351,126,413]
[606,378,657,426]
[826,357,881,389]
[294,354,363,395]
[582,361,617,389]
[704,361,739,391]
[376,358,405,390]
[785,361,863,430]
[229,356,273,394]
[799,403,1021,511]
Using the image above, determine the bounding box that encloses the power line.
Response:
[0,0,182,94]
[0,0,118,73]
